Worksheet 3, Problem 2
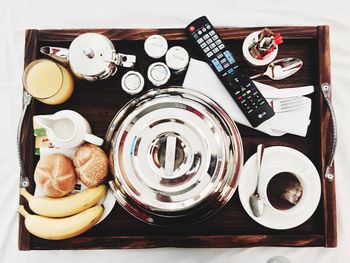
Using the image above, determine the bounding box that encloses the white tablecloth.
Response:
[1,0,350,262]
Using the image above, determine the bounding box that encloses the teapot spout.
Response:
[40,46,69,65]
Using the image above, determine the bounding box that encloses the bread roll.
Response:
[73,143,108,188]
[34,154,77,197]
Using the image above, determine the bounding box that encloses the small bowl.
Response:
[242,31,278,67]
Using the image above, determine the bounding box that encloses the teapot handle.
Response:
[84,133,104,146]
[113,52,136,68]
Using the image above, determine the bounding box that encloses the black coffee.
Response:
[267,172,303,210]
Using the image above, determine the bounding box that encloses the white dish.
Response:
[242,31,278,67]
[35,147,116,224]
[238,146,321,230]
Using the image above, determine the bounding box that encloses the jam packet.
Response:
[33,115,55,155]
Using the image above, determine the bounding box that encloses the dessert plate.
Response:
[36,147,116,224]
[238,146,321,230]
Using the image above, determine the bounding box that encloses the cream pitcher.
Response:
[40,33,136,81]
[35,110,104,148]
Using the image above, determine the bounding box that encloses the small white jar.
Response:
[121,71,145,95]
[165,46,189,74]
[144,35,168,59]
[147,62,171,86]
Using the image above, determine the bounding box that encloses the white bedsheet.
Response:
[1,0,350,262]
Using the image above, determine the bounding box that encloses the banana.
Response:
[18,205,104,240]
[20,185,107,218]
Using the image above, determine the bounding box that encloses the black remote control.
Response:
[186,16,275,127]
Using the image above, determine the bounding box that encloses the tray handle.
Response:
[17,90,33,188]
[321,83,337,182]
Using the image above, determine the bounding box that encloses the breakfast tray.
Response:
[18,26,336,250]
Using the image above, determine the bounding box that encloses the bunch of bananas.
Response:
[18,185,106,240]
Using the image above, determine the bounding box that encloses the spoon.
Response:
[249,144,265,217]
[250,58,303,80]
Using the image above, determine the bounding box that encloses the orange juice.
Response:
[23,59,74,105]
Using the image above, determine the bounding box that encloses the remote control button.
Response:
[189,26,196,32]
[218,44,225,50]
[203,47,210,53]
[203,34,209,40]
[206,51,214,58]
[215,39,222,45]
[235,90,240,95]
[217,53,224,59]
[211,58,223,72]
[212,35,219,40]
[227,68,234,74]
[248,109,253,114]
[209,43,216,49]
[247,90,251,94]
[209,30,215,36]
[193,33,198,39]
[206,38,213,44]
[198,30,202,35]
[224,50,235,64]
[213,47,219,54]
[197,38,204,44]
[237,96,243,101]
[220,58,226,64]
[202,27,207,32]
[200,42,207,48]
[206,25,211,29]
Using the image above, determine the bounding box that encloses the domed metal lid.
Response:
[105,87,243,225]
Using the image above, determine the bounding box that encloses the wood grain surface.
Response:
[18,26,336,250]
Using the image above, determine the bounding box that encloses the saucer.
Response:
[238,146,321,229]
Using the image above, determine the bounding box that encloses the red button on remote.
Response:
[189,26,196,32]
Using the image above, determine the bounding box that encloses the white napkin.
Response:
[183,59,313,137]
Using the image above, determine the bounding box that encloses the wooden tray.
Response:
[18,26,336,250]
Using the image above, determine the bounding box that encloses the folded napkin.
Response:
[183,59,313,137]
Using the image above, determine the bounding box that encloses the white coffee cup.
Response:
[35,110,104,149]
[258,167,310,214]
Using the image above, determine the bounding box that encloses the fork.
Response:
[269,97,306,113]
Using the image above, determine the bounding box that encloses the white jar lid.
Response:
[165,46,189,71]
[144,35,168,59]
[121,71,144,95]
[147,62,171,86]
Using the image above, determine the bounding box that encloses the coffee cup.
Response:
[258,167,310,214]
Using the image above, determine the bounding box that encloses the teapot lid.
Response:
[69,33,115,77]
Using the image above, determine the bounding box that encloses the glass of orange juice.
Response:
[23,59,74,105]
